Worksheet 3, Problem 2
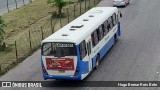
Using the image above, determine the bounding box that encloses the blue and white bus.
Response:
[41,7,121,80]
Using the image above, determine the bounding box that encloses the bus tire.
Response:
[114,34,117,44]
[95,56,100,69]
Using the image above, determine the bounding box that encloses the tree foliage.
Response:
[47,0,66,16]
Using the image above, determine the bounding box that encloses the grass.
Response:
[2,0,54,43]
[0,0,101,74]
[0,0,54,65]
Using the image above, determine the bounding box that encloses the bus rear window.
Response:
[42,43,76,57]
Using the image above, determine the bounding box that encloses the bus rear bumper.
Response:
[43,74,82,80]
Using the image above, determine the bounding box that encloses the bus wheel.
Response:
[114,34,117,44]
[95,56,100,69]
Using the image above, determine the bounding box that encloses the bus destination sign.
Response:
[56,43,73,47]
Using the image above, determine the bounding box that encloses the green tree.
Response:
[47,0,66,16]
[0,16,6,51]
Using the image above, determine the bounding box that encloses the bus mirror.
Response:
[120,12,122,18]
[118,11,122,18]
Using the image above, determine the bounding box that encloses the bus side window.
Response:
[91,33,95,46]
[102,24,105,35]
[79,40,87,60]
[112,13,116,26]
[97,29,100,41]
[108,17,113,31]
[111,16,114,27]
[91,30,99,47]
[98,25,104,41]
[103,20,108,35]
[94,30,99,46]
[110,17,113,29]
[107,19,111,31]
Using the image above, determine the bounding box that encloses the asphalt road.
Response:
[0,0,31,15]
[1,0,160,90]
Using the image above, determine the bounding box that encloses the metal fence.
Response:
[0,0,33,15]
[0,0,101,75]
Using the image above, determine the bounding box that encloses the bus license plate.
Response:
[58,70,65,73]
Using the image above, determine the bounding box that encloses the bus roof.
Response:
[42,7,118,44]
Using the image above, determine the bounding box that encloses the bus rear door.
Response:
[86,37,92,72]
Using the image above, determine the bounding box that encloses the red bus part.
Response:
[46,58,74,70]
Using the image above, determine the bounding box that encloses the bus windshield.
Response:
[42,42,76,57]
